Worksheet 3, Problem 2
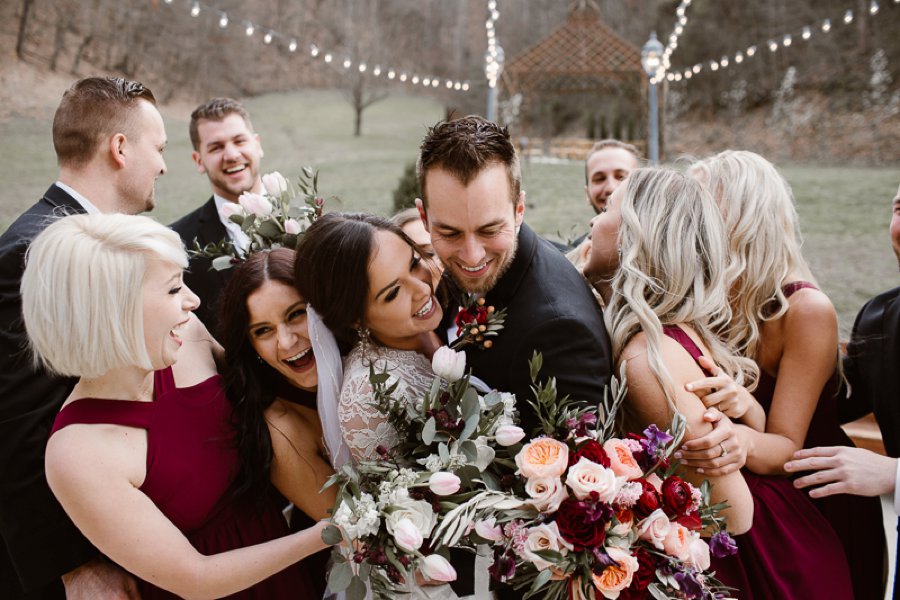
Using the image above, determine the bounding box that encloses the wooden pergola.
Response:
[503,2,646,149]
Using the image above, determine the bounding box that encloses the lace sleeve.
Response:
[338,348,435,462]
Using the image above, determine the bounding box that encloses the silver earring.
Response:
[357,327,372,354]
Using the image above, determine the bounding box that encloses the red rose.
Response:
[554,498,607,550]
[632,479,661,519]
[661,476,693,516]
[568,439,611,468]
[675,511,702,531]
[619,548,656,600]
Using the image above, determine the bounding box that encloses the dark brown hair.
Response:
[293,212,419,351]
[189,97,253,150]
[52,77,156,169]
[218,248,297,500]
[415,115,520,208]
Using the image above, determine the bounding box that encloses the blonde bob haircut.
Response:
[21,213,187,379]
[604,168,758,418]
[687,150,815,361]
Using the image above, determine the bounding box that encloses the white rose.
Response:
[522,522,572,571]
[392,517,424,552]
[238,192,273,217]
[431,346,466,382]
[636,508,671,550]
[565,457,623,502]
[384,498,436,540]
[524,477,569,513]
[262,171,289,196]
[284,218,303,234]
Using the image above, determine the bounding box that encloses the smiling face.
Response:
[142,258,200,370]
[421,163,524,294]
[585,147,638,214]
[246,280,317,391]
[192,113,263,202]
[363,230,443,350]
[583,185,624,283]
[119,100,168,214]
[401,217,443,285]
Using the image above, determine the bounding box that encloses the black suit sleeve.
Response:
[838,298,877,424]
[0,235,96,593]
[508,316,613,434]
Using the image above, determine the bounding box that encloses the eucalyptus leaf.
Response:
[530,568,553,593]
[327,561,353,592]
[321,524,343,545]
[422,417,436,445]
[347,575,368,600]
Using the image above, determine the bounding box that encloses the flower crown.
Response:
[189,167,324,270]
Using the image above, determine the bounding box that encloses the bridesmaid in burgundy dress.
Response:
[681,150,882,599]
[583,167,853,599]
[21,214,334,599]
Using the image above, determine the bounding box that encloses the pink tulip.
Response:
[392,518,424,552]
[419,554,457,582]
[428,472,461,496]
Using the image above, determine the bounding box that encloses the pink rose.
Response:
[662,523,692,561]
[525,477,569,513]
[515,437,569,480]
[603,439,644,480]
[591,546,638,599]
[686,536,711,571]
[522,522,572,571]
[565,457,623,502]
[645,472,664,492]
[636,508,671,550]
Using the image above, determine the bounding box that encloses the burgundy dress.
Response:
[49,367,320,599]
[752,282,886,599]
[663,325,853,600]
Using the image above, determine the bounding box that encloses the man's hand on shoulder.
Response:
[62,557,141,599]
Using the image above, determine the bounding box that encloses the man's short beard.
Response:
[450,236,518,294]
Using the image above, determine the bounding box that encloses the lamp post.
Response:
[641,32,664,165]
[484,42,505,122]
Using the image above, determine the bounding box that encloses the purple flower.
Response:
[674,569,704,599]
[565,412,598,437]
[641,424,674,456]
[709,531,738,558]
[591,546,619,569]
[488,547,516,582]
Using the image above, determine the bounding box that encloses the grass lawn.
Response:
[2,89,897,333]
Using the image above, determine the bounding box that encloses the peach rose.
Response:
[515,437,569,480]
[591,546,638,599]
[645,472,663,492]
[603,439,644,480]
[662,523,692,561]
[522,522,573,571]
[636,508,670,550]
[525,477,569,513]
[609,508,634,537]
[565,457,623,502]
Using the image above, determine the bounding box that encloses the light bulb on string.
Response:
[710,62,719,71]
[802,26,811,40]
[190,2,200,17]
[411,75,419,84]
[359,63,367,73]
[446,80,453,89]
[324,53,332,63]
[462,82,470,91]
[245,23,254,36]
[423,77,431,86]
[399,73,407,82]
[263,32,273,44]
[432,79,439,88]
[310,44,319,57]
[783,34,792,47]
[388,70,396,79]
[219,14,228,28]
[288,39,297,52]
[343,58,352,69]
[373,65,382,76]
[692,64,701,73]
[454,82,461,90]
[822,18,832,32]
[843,10,853,24]
[720,56,729,67]
[735,52,744,63]
[768,39,778,52]
[870,1,879,15]
[746,45,757,57]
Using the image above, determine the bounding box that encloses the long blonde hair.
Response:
[688,151,815,362]
[605,168,758,413]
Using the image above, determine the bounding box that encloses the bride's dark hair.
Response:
[294,212,420,352]
[218,248,298,500]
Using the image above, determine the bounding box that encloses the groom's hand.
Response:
[786,446,897,498]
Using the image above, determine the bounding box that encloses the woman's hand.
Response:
[786,446,897,498]
[675,409,750,476]
[685,356,759,421]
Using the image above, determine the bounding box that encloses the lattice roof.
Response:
[504,6,642,91]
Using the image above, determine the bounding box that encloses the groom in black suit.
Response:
[415,116,613,597]
[0,77,166,599]
[171,98,265,338]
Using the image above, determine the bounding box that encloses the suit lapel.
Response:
[41,184,88,215]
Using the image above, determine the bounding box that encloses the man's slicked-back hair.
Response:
[416,115,521,208]
[189,97,253,150]
[584,139,643,183]
[52,77,156,169]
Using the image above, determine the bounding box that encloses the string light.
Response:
[160,0,469,93]
[669,1,898,85]
[658,0,693,78]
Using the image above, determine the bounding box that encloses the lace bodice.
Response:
[339,344,433,461]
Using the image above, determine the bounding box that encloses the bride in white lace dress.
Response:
[295,213,475,599]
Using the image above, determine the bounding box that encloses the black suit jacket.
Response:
[170,197,232,339]
[0,185,95,598]
[440,223,613,435]
[440,225,613,599]
[839,285,900,456]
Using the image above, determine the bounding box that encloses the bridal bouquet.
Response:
[323,347,527,599]
[433,356,739,600]
[189,167,324,270]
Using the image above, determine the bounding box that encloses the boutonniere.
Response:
[449,297,506,350]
